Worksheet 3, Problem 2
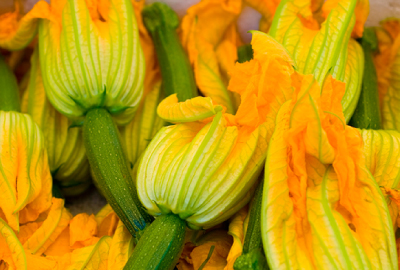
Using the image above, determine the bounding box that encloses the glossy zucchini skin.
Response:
[349,29,381,129]
[142,2,197,101]
[83,108,153,237]
[0,55,20,112]
[123,214,186,270]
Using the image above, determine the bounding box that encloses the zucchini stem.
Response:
[83,108,153,238]
[0,54,20,112]
[348,28,381,129]
[123,214,186,270]
[234,179,269,269]
[142,2,198,101]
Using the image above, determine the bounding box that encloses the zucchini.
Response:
[123,214,186,270]
[142,2,198,101]
[349,28,381,129]
[234,179,268,270]
[83,108,153,238]
[0,54,20,112]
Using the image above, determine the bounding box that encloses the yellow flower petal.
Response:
[107,220,134,269]
[189,230,232,270]
[0,111,52,231]
[157,94,223,123]
[0,1,50,50]
[121,81,165,168]
[224,206,249,270]
[67,236,111,270]
[23,198,72,255]
[95,204,119,237]
[21,47,90,195]
[322,0,369,38]
[138,31,294,229]
[69,213,99,249]
[374,19,400,131]
[262,71,397,269]
[180,0,242,113]
[38,0,145,125]
[244,0,280,33]
[0,217,26,270]
[44,227,72,256]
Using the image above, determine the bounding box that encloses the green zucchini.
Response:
[234,179,268,270]
[83,108,153,238]
[142,2,198,101]
[0,54,20,112]
[349,28,381,129]
[123,214,186,270]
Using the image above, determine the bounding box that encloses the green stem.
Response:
[83,108,153,237]
[237,44,253,63]
[123,214,186,270]
[0,54,20,112]
[243,180,264,254]
[349,28,381,130]
[142,2,197,101]
[233,179,269,270]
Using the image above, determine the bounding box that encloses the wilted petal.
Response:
[0,1,50,50]
[157,94,223,123]
[107,220,134,269]
[67,236,111,270]
[23,198,72,255]
[0,111,52,231]
[0,217,26,270]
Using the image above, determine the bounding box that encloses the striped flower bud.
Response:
[136,32,295,229]
[0,111,52,231]
[37,0,145,125]
[22,48,91,196]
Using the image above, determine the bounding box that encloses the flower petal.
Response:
[157,94,223,123]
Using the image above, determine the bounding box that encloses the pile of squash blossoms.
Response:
[0,0,399,269]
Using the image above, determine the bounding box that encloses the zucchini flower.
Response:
[126,31,296,269]
[269,0,368,122]
[0,110,52,232]
[0,0,49,50]
[21,48,91,196]
[136,31,295,230]
[261,73,397,269]
[180,0,284,114]
[373,19,400,131]
[177,229,233,269]
[2,0,153,236]
[36,0,144,125]
[120,0,165,169]
[359,129,400,225]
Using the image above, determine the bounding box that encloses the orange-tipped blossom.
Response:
[262,71,396,269]
[136,31,295,229]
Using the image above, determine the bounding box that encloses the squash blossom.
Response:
[262,72,397,269]
[180,0,285,114]
[373,19,400,131]
[21,48,91,196]
[0,111,52,232]
[177,229,234,270]
[0,0,154,236]
[120,0,165,169]
[269,0,369,122]
[359,129,400,226]
[136,31,296,230]
[36,0,144,125]
[1,202,135,269]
